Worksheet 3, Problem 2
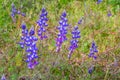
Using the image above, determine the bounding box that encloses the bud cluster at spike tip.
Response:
[19,24,39,69]
[11,3,25,22]
[88,41,98,60]
[68,26,80,59]
[19,23,28,48]
[56,11,69,52]
[37,7,48,40]
[11,3,17,18]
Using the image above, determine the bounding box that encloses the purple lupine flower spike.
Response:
[25,27,39,69]
[56,11,69,52]
[88,41,98,60]
[37,7,48,40]
[1,74,6,80]
[68,26,80,59]
[19,24,39,69]
[97,0,102,4]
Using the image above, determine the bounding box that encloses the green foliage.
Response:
[0,0,120,79]
[10,74,18,80]
[50,63,72,79]
[107,0,120,13]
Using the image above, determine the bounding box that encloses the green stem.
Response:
[104,68,109,80]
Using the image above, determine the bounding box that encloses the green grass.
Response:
[0,0,120,80]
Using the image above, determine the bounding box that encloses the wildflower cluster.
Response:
[68,26,80,59]
[56,11,69,52]
[19,24,39,69]
[88,41,98,60]
[16,5,101,71]
[37,7,48,40]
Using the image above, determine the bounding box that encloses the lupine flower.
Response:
[107,10,112,17]
[1,74,6,80]
[88,41,98,60]
[25,27,38,69]
[19,24,39,69]
[37,7,48,40]
[68,26,80,59]
[88,66,94,74]
[56,11,69,52]
[97,0,102,4]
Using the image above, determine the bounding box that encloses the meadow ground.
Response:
[0,0,120,80]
